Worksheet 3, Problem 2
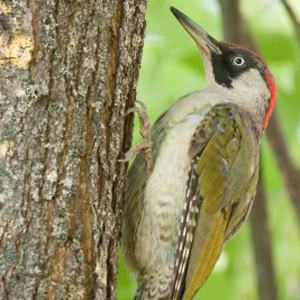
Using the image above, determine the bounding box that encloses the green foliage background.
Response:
[118,0,300,299]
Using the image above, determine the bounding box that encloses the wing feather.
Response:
[169,103,258,300]
[169,157,202,299]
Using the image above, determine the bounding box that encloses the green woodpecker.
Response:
[122,7,277,300]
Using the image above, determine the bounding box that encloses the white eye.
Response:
[233,56,245,66]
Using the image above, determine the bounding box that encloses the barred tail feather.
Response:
[135,264,173,300]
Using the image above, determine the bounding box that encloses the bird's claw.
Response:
[119,101,153,176]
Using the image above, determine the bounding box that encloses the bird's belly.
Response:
[136,114,204,268]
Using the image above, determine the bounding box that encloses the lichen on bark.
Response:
[0,0,147,299]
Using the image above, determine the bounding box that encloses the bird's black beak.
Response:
[170,6,221,56]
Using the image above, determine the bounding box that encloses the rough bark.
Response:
[0,0,147,299]
[218,1,279,299]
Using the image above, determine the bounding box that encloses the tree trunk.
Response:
[0,1,147,299]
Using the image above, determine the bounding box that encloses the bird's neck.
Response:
[206,70,270,133]
[155,72,269,142]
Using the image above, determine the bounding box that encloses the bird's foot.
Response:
[119,100,153,176]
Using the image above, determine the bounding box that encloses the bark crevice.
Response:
[0,0,147,299]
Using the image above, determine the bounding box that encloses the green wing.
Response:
[170,103,260,300]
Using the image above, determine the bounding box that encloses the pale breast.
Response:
[135,114,204,268]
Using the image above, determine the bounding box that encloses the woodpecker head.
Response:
[171,7,276,130]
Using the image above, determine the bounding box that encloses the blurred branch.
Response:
[250,168,279,300]
[266,115,300,219]
[280,0,300,46]
[279,0,300,217]
[218,1,279,299]
[218,0,257,47]
[271,1,300,223]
